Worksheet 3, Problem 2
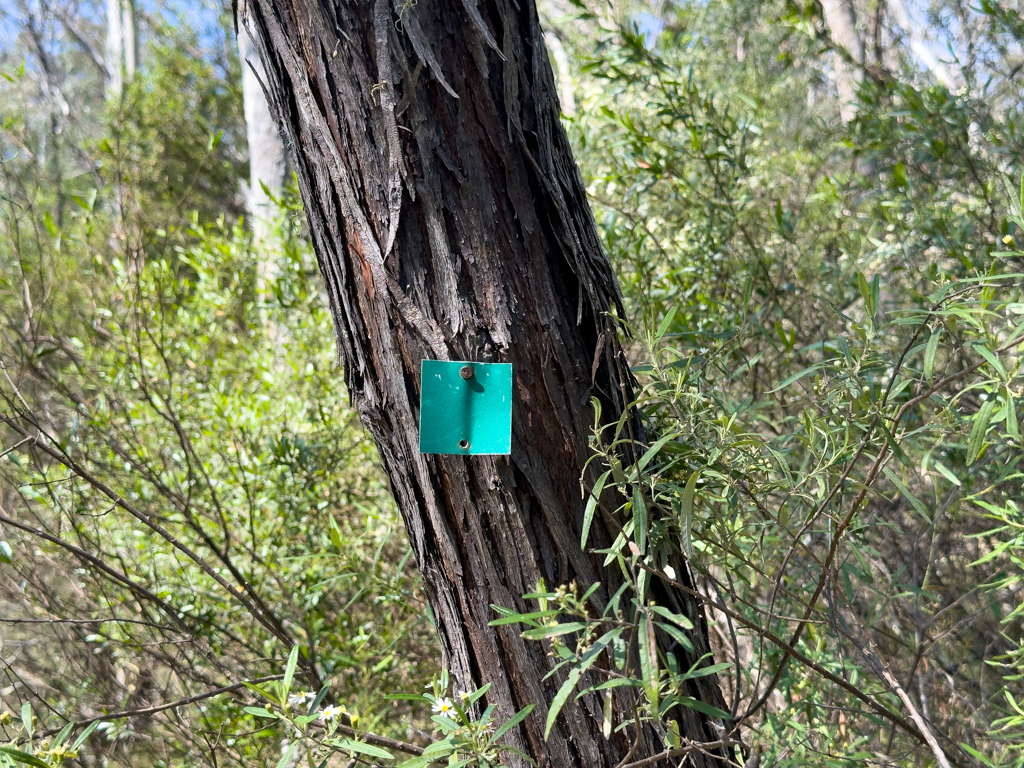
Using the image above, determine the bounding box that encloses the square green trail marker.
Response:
[419,360,512,455]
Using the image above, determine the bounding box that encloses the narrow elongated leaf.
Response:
[655,620,695,653]
[638,433,676,472]
[602,691,613,739]
[581,470,610,548]
[0,747,49,768]
[679,470,699,558]
[655,308,677,342]
[0,541,11,564]
[283,645,299,693]
[649,604,693,629]
[244,707,275,718]
[968,398,997,464]
[1007,388,1020,441]
[879,421,911,467]
[973,343,1007,378]
[678,696,732,720]
[275,742,297,768]
[882,467,931,521]
[924,332,940,382]
[638,610,659,714]
[488,703,535,746]
[685,661,733,679]
[70,721,99,750]
[335,738,394,760]
[521,622,589,640]
[21,702,32,738]
[544,667,583,739]
[768,363,824,392]
[633,486,647,555]
[52,722,74,747]
[489,609,561,626]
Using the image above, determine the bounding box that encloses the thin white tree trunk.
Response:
[238,24,287,286]
[105,0,123,97]
[822,0,865,122]
[122,0,136,82]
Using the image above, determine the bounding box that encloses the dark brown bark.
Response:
[236,0,730,763]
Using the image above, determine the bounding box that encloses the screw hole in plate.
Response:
[458,439,470,450]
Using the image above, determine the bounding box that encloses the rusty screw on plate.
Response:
[460,365,474,380]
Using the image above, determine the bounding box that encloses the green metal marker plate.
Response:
[419,360,512,455]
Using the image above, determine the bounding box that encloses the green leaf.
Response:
[489,609,561,627]
[972,343,1007,378]
[243,707,276,718]
[769,363,824,392]
[21,702,32,738]
[70,721,99,750]
[327,515,344,551]
[308,685,331,716]
[0,541,11,564]
[679,470,699,559]
[602,690,613,739]
[968,397,997,464]
[0,747,50,768]
[581,471,610,549]
[649,604,693,630]
[677,696,732,720]
[879,421,911,468]
[638,610,659,714]
[1006,388,1019,441]
[544,666,583,739]
[52,722,74,747]
[334,738,394,760]
[654,620,694,653]
[521,622,589,640]
[488,703,535,746]
[925,331,937,382]
[275,742,296,768]
[684,661,733,679]
[882,467,931,521]
[633,486,647,555]
[638,433,676,472]
[655,308,677,342]
[283,645,299,694]
[857,272,874,317]
[932,460,961,487]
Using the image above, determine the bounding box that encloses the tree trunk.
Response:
[821,0,864,122]
[105,0,137,98]
[105,0,123,97]
[236,0,729,764]
[238,24,288,271]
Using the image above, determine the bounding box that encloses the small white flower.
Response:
[287,691,316,707]
[698,347,709,355]
[458,690,471,703]
[432,697,455,716]
[319,705,345,722]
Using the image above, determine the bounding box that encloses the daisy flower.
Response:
[458,690,471,703]
[287,691,316,707]
[318,705,346,722]
[431,697,455,716]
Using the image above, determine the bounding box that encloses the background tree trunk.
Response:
[821,0,864,122]
[237,0,730,764]
[238,23,288,273]
[105,0,136,98]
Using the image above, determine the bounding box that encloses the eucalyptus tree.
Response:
[235,0,730,764]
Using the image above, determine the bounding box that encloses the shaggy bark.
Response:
[236,0,729,764]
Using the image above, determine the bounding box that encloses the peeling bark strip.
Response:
[236,0,729,763]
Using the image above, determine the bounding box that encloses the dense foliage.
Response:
[2,0,1024,766]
